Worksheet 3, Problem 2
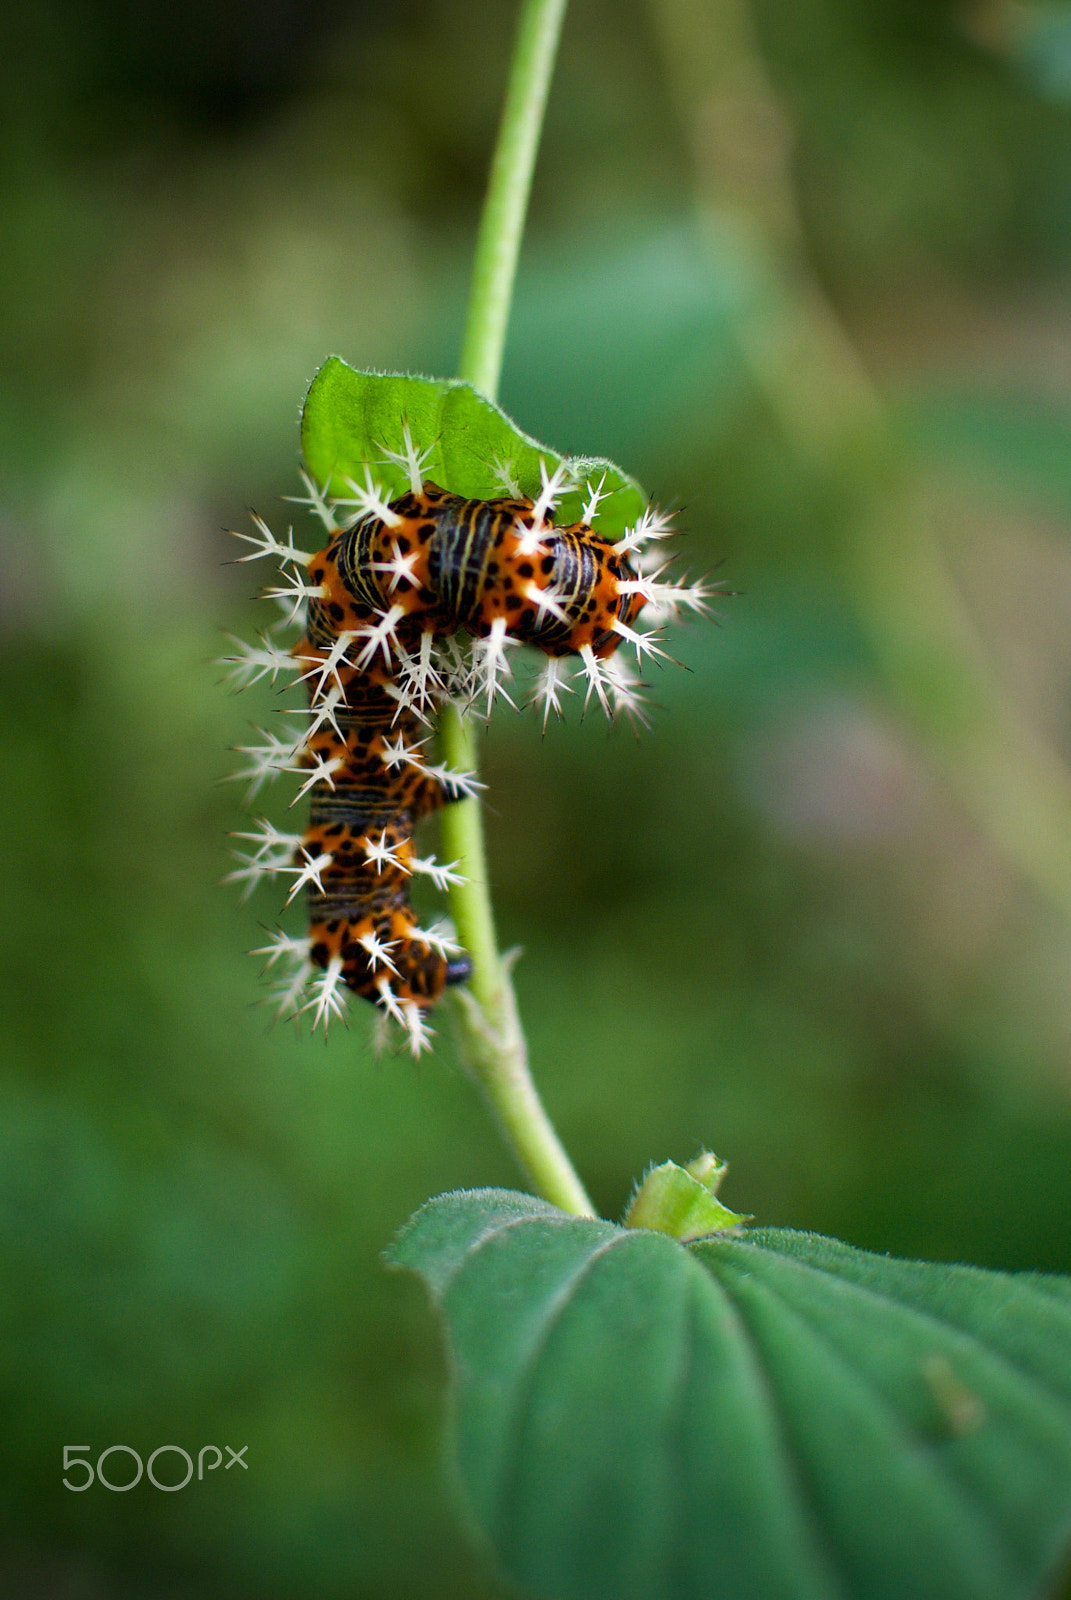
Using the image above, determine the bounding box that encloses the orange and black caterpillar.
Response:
[225,444,709,1051]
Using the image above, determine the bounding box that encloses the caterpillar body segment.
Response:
[316,484,647,663]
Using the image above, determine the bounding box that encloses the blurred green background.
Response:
[4,0,1071,1593]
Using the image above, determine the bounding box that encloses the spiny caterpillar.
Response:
[223,428,710,1053]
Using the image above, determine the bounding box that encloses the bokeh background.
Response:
[4,0,1071,1593]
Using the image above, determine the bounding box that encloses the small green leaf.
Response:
[390,1188,1071,1600]
[624,1153,747,1239]
[300,357,647,535]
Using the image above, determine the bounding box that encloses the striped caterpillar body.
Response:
[225,448,709,1052]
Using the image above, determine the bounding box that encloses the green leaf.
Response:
[390,1188,1071,1600]
[624,1153,748,1239]
[300,357,647,535]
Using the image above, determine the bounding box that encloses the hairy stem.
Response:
[440,0,593,1217]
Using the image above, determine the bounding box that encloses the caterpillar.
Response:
[224,432,710,1052]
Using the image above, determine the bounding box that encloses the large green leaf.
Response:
[390,1188,1071,1600]
[300,357,647,535]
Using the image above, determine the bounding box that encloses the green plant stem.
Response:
[458,0,569,400]
[440,710,593,1220]
[440,0,593,1218]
